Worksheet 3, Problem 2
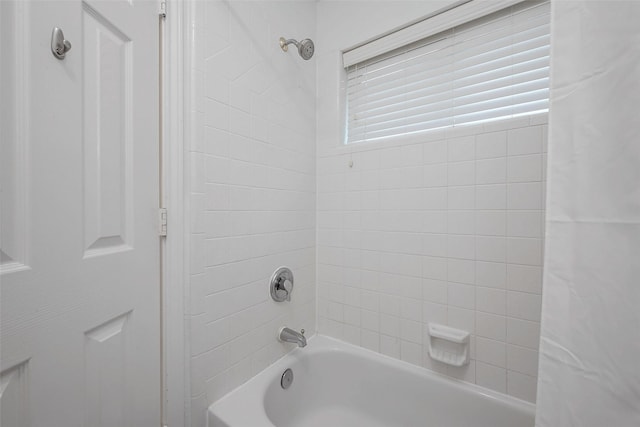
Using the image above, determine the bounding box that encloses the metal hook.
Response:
[51,27,72,60]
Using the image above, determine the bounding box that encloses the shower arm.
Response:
[279,38,299,51]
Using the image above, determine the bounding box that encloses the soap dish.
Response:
[427,323,470,367]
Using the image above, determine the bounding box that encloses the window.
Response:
[344,0,550,144]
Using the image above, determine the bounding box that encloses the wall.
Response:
[186,1,317,425]
[316,1,546,403]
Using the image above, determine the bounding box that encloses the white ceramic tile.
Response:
[422,234,447,257]
[448,136,475,161]
[380,295,401,317]
[506,264,543,294]
[475,336,507,367]
[507,154,542,183]
[476,236,506,263]
[507,238,542,266]
[358,150,381,170]
[422,256,448,281]
[507,182,542,210]
[507,212,543,238]
[475,131,507,159]
[314,118,546,397]
[448,307,475,333]
[507,370,537,403]
[476,362,507,393]
[448,282,476,309]
[400,277,422,299]
[343,325,361,346]
[344,305,361,326]
[507,318,541,349]
[423,302,448,325]
[401,144,424,166]
[361,309,380,332]
[476,184,507,210]
[507,126,542,156]
[476,287,507,315]
[448,161,476,186]
[423,211,448,233]
[447,259,475,285]
[380,334,401,358]
[204,127,230,157]
[423,279,448,304]
[507,291,542,322]
[205,99,229,130]
[344,286,361,306]
[380,314,401,337]
[205,69,230,103]
[507,345,539,377]
[448,186,475,210]
[448,211,475,235]
[423,164,448,187]
[401,340,423,365]
[447,235,475,260]
[475,261,507,289]
[423,188,448,210]
[400,298,422,322]
[423,141,448,164]
[190,0,318,406]
[476,158,506,184]
[401,319,423,343]
[476,312,506,341]
[476,211,506,236]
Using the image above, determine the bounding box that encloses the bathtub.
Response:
[208,335,535,427]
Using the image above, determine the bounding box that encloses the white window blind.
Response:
[345,0,550,144]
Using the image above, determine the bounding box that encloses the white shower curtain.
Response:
[536,1,640,425]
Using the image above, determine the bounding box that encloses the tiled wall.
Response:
[186,1,316,424]
[316,115,547,403]
[185,1,546,422]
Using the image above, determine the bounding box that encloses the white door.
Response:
[0,1,161,426]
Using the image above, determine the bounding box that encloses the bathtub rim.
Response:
[207,334,536,426]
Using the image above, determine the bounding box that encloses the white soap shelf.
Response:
[427,323,470,367]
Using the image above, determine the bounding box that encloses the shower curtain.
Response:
[536,1,640,425]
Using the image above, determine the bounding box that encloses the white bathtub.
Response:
[208,335,535,427]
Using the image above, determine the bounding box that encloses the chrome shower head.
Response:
[279,37,314,60]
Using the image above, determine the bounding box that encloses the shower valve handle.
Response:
[275,278,292,301]
[270,267,294,302]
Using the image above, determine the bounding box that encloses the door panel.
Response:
[0,1,161,426]
[83,3,134,257]
[0,0,29,274]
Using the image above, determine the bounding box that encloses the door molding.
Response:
[162,0,189,425]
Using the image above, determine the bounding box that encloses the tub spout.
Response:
[278,327,307,347]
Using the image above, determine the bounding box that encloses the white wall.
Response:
[186,1,317,425]
[316,1,546,403]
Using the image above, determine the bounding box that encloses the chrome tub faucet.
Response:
[278,327,307,347]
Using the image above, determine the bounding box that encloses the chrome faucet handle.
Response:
[275,278,292,301]
[270,267,294,302]
[282,279,292,301]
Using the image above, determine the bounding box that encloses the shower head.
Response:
[279,37,314,60]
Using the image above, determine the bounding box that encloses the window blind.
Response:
[345,0,550,144]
